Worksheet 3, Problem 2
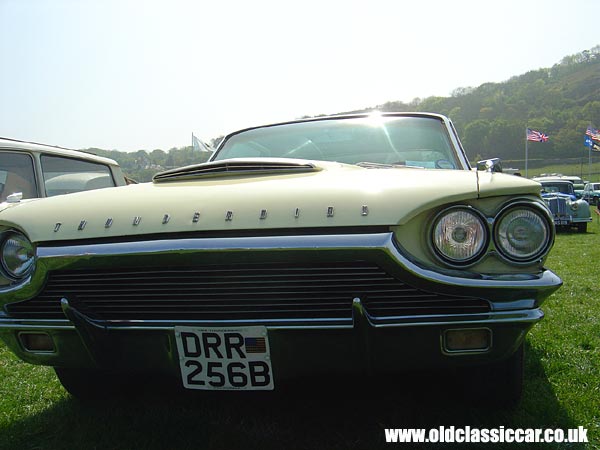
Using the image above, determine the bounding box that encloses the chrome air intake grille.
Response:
[546,197,568,217]
[5,262,490,321]
[153,160,317,182]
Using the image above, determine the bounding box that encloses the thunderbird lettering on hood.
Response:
[0,159,541,244]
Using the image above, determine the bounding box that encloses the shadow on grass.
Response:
[1,345,585,450]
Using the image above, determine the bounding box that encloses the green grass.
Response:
[1,223,599,450]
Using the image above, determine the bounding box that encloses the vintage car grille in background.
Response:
[545,196,568,217]
[5,262,490,321]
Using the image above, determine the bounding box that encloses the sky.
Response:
[0,0,598,152]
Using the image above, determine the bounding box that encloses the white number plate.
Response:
[175,326,274,390]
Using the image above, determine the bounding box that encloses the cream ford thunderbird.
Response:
[0,113,561,402]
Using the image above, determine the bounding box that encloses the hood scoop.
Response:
[153,158,320,183]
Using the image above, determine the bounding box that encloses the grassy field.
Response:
[1,222,599,449]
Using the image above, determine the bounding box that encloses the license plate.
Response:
[175,326,274,390]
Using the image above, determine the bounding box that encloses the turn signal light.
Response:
[444,328,490,353]
[19,332,55,352]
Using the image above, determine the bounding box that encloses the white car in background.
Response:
[0,137,129,205]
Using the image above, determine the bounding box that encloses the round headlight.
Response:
[1,232,35,279]
[494,206,551,262]
[432,207,488,265]
[570,202,579,211]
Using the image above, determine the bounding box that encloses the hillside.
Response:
[349,46,600,161]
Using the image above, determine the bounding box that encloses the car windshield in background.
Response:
[214,116,460,170]
[541,183,574,195]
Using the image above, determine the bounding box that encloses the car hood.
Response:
[0,159,542,243]
[541,192,576,201]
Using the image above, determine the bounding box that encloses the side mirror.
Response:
[476,158,503,173]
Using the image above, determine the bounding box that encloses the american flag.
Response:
[245,337,267,354]
[527,128,549,142]
[586,125,600,142]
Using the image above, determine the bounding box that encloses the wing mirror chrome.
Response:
[476,158,503,173]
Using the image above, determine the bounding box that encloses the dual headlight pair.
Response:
[431,204,553,266]
[0,232,35,280]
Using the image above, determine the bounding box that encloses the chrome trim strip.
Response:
[367,308,544,328]
[37,233,392,256]
[0,308,544,331]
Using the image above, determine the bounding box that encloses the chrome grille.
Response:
[5,262,490,321]
[546,197,568,217]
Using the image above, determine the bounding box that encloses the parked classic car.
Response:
[0,137,129,205]
[0,113,561,404]
[537,179,592,233]
[533,174,585,191]
[581,182,600,205]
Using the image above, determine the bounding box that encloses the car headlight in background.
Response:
[431,207,488,266]
[1,232,35,279]
[494,206,552,263]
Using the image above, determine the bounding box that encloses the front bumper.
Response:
[0,232,561,377]
[0,306,541,378]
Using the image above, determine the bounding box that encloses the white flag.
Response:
[192,134,212,153]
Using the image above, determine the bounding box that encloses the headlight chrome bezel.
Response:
[0,231,36,281]
[493,203,554,264]
[430,201,554,268]
[430,206,489,267]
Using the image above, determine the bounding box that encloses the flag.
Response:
[585,135,593,148]
[593,142,600,152]
[527,128,549,142]
[586,125,600,141]
[244,337,266,353]
[192,133,213,153]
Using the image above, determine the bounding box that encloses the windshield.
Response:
[541,183,574,195]
[214,116,461,170]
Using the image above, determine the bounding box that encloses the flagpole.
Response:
[525,127,528,178]
[589,124,592,182]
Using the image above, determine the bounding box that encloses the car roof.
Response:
[538,179,573,184]
[0,137,119,167]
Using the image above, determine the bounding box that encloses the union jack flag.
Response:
[586,125,600,141]
[527,128,549,142]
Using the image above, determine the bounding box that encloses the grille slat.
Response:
[5,261,490,321]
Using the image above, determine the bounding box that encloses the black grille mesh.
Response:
[5,262,490,321]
